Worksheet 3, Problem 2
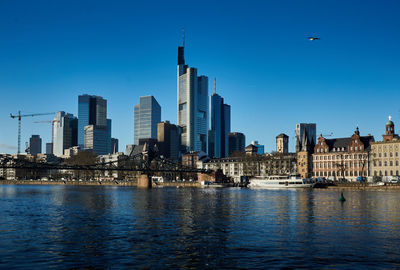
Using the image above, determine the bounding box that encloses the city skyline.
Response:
[1,1,400,154]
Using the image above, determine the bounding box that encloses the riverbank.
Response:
[0,179,202,188]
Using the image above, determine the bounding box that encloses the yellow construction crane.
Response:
[10,111,55,154]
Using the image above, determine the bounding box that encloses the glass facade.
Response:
[177,47,208,153]
[208,93,230,158]
[78,95,110,154]
[296,123,317,152]
[134,96,161,145]
[53,111,78,157]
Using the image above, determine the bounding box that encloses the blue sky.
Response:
[1,0,399,154]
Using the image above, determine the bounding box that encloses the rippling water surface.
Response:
[1,185,400,268]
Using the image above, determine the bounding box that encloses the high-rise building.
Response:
[134,96,161,145]
[78,95,107,148]
[208,81,231,158]
[46,143,53,155]
[78,94,112,154]
[228,132,246,156]
[177,39,208,153]
[157,121,181,161]
[276,133,289,154]
[296,123,317,152]
[29,135,42,155]
[107,119,112,154]
[84,125,108,155]
[111,138,119,154]
[52,111,78,157]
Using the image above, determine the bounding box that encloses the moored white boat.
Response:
[248,175,315,188]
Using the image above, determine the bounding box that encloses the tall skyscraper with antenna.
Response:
[208,78,231,158]
[177,30,209,153]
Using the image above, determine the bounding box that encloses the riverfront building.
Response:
[370,117,400,177]
[52,111,78,157]
[312,127,374,181]
[177,41,208,153]
[208,83,231,158]
[228,132,246,156]
[134,96,161,145]
[200,153,297,183]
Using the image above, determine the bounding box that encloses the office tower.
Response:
[276,133,289,154]
[177,37,208,153]
[78,95,107,148]
[84,125,108,155]
[296,123,317,152]
[107,119,112,154]
[52,111,78,157]
[134,96,161,145]
[111,138,119,154]
[157,121,181,161]
[46,143,53,155]
[29,135,42,155]
[228,132,246,155]
[208,81,231,158]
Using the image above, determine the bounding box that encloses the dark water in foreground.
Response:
[0,185,400,269]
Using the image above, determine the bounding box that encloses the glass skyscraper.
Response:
[296,123,317,152]
[52,111,78,157]
[78,94,110,155]
[208,92,231,158]
[177,44,208,153]
[134,96,161,145]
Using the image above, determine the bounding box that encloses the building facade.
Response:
[177,43,208,153]
[29,135,42,155]
[276,133,289,154]
[370,117,400,178]
[111,138,119,154]
[134,96,161,145]
[201,153,297,183]
[78,95,107,148]
[296,123,316,153]
[84,125,108,155]
[208,89,231,158]
[228,132,246,156]
[157,121,181,161]
[53,111,78,157]
[312,128,374,181]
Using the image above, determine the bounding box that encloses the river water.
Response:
[0,185,399,269]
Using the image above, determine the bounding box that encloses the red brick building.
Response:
[312,127,374,181]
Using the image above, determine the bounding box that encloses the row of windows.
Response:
[373,152,399,158]
[373,160,400,167]
[373,171,399,176]
[314,154,367,160]
[314,171,363,177]
[315,162,366,169]
[373,145,399,151]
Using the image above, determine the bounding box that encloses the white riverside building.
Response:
[198,153,297,183]
[177,44,208,153]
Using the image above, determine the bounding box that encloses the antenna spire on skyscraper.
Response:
[214,78,216,94]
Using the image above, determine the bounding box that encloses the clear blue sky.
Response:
[1,0,399,154]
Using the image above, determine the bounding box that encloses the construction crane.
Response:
[10,111,55,154]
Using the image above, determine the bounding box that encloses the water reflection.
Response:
[1,186,400,268]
